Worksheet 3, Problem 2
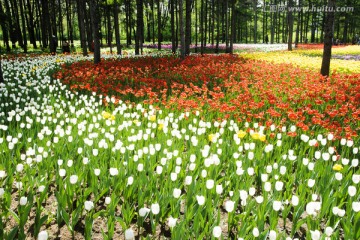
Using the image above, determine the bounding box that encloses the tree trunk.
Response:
[270,0,275,44]
[19,0,28,53]
[229,0,236,53]
[157,0,162,50]
[170,0,177,53]
[114,1,122,55]
[106,4,112,51]
[215,0,220,53]
[151,0,155,44]
[320,0,336,76]
[294,0,301,47]
[185,0,192,55]
[76,0,87,56]
[65,0,74,47]
[253,0,257,43]
[0,2,11,51]
[26,0,37,49]
[179,0,185,57]
[287,0,293,50]
[89,0,101,64]
[204,0,208,46]
[125,0,132,46]
[225,0,229,52]
[135,0,144,55]
[195,0,198,52]
[200,0,204,54]
[3,0,15,49]
[11,0,24,48]
[175,0,179,49]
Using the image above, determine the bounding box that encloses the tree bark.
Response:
[89,0,101,64]
[3,0,14,49]
[287,0,293,50]
[229,0,236,53]
[135,0,144,55]
[26,0,37,49]
[0,2,11,51]
[114,1,122,55]
[321,0,336,76]
[185,0,192,55]
[76,0,87,56]
[179,0,185,57]
[19,0,28,53]
[11,0,24,48]
[253,0,257,43]
[157,0,162,50]
[170,0,177,53]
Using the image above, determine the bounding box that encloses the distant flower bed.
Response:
[55,54,360,138]
[241,50,360,73]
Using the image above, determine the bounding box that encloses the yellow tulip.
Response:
[332,164,343,171]
[208,134,215,142]
[237,130,247,139]
[251,132,260,140]
[149,115,156,122]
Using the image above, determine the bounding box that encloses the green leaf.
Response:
[60,209,70,228]
[8,209,20,224]
[40,215,48,226]
[6,226,18,240]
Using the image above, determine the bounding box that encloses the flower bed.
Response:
[0,53,359,239]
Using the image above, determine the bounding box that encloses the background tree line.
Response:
[0,0,359,54]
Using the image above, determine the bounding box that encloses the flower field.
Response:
[241,45,360,73]
[0,51,359,239]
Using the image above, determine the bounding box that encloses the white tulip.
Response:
[0,170,6,178]
[225,200,235,212]
[151,203,160,215]
[252,227,259,237]
[20,196,27,206]
[184,176,192,185]
[275,181,284,191]
[168,217,177,228]
[291,195,299,206]
[307,179,315,188]
[352,174,360,184]
[37,230,48,240]
[69,175,78,184]
[325,227,333,236]
[59,169,66,177]
[310,230,321,240]
[255,196,264,204]
[206,179,214,189]
[273,201,282,211]
[94,168,101,176]
[139,207,150,217]
[264,182,271,192]
[196,195,205,205]
[352,202,360,212]
[212,226,222,238]
[269,230,276,240]
[348,186,357,197]
[173,188,181,198]
[124,228,135,240]
[84,201,94,211]
[105,197,111,205]
[109,168,119,176]
[127,176,134,186]
[216,184,223,195]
